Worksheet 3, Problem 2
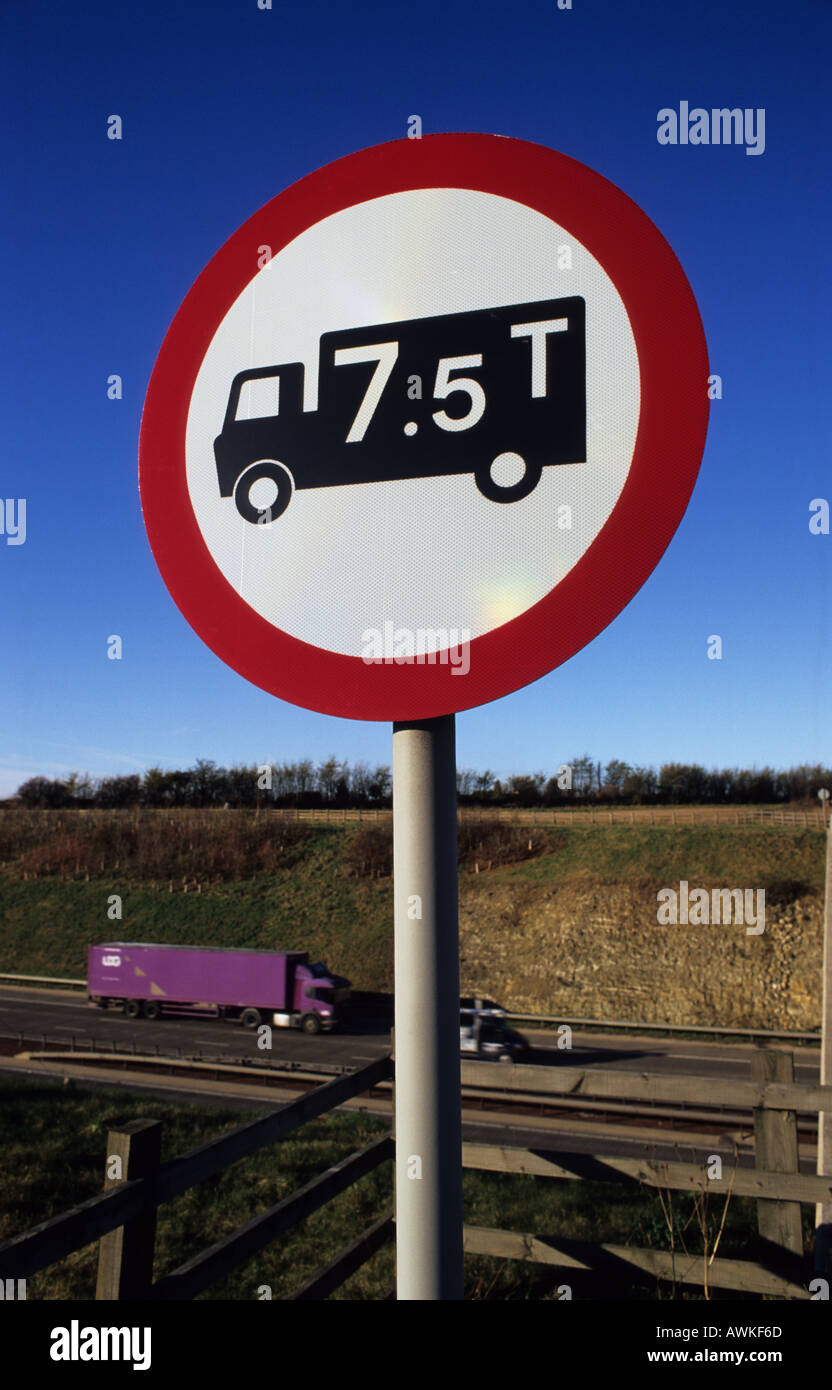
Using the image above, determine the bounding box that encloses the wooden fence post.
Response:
[96,1119,161,1300]
[751,1049,804,1282]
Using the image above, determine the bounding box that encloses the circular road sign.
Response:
[139,134,709,721]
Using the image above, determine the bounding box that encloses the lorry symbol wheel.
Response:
[475,453,542,504]
[124,999,141,1019]
[142,1000,161,1020]
[301,1013,321,1035]
[240,1007,262,1028]
[234,460,294,524]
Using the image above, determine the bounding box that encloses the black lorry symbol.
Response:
[214,295,586,523]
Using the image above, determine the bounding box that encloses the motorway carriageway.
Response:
[0,984,821,1082]
[0,984,822,1169]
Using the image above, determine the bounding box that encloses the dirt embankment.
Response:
[458,880,822,1030]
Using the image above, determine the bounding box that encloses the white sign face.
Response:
[185,188,639,655]
[139,135,709,719]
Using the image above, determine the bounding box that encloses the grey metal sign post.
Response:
[393,715,464,1299]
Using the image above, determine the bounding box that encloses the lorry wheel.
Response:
[124,999,141,1019]
[142,1000,161,1021]
[301,1013,321,1035]
[475,454,542,504]
[240,1008,261,1028]
[234,460,293,524]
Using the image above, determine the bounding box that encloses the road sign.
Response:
[139,134,709,720]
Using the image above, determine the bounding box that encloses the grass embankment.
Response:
[0,811,824,996]
[2,1075,808,1301]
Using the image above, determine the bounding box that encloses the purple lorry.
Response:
[87,942,351,1033]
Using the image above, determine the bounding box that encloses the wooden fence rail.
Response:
[461,1143,832,1205]
[462,1227,808,1298]
[460,1058,832,1114]
[150,1134,393,1300]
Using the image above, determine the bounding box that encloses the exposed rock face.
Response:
[458,881,822,1030]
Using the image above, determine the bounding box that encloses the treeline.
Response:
[13,760,392,810]
[465,758,832,807]
[9,756,832,809]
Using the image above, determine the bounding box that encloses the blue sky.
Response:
[1,0,830,797]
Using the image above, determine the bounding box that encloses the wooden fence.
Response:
[1,1048,830,1299]
[2,804,826,832]
[460,1048,832,1298]
[0,1055,393,1300]
[256,805,827,828]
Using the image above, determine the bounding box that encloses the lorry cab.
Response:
[289,959,352,1034]
[459,997,529,1062]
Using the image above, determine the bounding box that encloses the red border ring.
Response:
[139,134,709,720]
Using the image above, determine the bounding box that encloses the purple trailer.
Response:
[87,942,350,1033]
